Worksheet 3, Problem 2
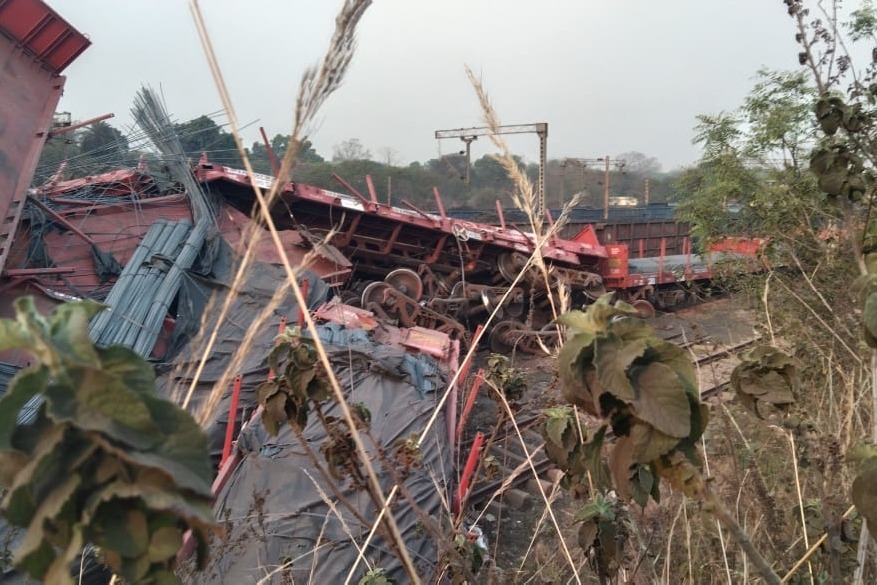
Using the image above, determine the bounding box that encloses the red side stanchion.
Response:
[220,374,243,468]
[455,369,485,443]
[454,432,485,515]
[298,278,310,328]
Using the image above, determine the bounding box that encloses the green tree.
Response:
[79,121,128,157]
[675,112,761,244]
[742,69,816,168]
[296,138,324,163]
[174,115,240,166]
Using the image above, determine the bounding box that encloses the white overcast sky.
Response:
[49,0,803,170]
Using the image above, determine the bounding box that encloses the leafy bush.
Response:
[0,298,214,584]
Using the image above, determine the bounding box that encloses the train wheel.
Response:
[384,268,423,301]
[361,281,390,308]
[503,287,526,317]
[489,320,524,354]
[632,299,656,319]
[497,252,528,284]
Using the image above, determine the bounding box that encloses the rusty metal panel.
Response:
[0,33,64,274]
[0,0,90,74]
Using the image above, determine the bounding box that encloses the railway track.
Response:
[463,334,760,509]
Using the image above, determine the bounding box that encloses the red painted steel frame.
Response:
[0,0,90,74]
[193,161,608,267]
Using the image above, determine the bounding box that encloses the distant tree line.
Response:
[33,115,678,211]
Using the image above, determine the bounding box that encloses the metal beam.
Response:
[435,122,549,214]
[435,123,547,140]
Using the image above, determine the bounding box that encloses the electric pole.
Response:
[560,156,626,217]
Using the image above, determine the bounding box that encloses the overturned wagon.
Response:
[195,159,763,353]
[195,160,606,347]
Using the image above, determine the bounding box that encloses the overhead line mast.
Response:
[435,123,548,216]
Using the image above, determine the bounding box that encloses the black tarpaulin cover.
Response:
[189,333,451,584]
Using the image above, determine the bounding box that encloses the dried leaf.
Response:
[578,520,599,551]
[629,421,679,464]
[631,362,691,439]
[609,436,636,502]
[594,335,647,401]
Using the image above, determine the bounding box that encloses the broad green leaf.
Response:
[43,524,83,585]
[689,402,710,443]
[605,316,654,342]
[105,508,149,558]
[120,553,151,583]
[646,340,697,392]
[572,495,614,524]
[630,362,692,439]
[45,368,161,450]
[84,482,214,530]
[267,341,292,373]
[2,424,70,526]
[580,425,609,490]
[265,392,287,435]
[13,297,50,339]
[13,473,81,580]
[148,526,183,562]
[0,366,48,485]
[558,331,597,412]
[138,394,212,492]
[558,329,595,379]
[0,366,48,451]
[0,318,31,352]
[89,414,212,499]
[49,301,104,367]
[256,380,280,403]
[630,464,656,508]
[95,455,127,484]
[287,362,317,396]
[97,345,157,396]
[594,335,647,402]
[556,310,594,333]
[13,539,55,582]
[0,451,29,492]
[543,407,575,448]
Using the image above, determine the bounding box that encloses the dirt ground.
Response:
[458,296,758,582]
